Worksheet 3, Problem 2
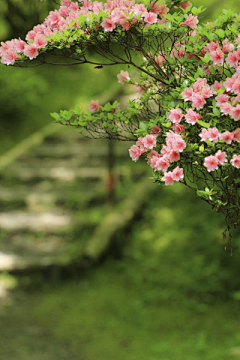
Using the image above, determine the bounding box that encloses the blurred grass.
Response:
[20,182,240,360]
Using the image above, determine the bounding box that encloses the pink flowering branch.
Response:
[2,0,240,248]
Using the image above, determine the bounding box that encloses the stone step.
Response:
[0,210,71,232]
[1,166,108,182]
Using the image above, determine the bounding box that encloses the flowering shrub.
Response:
[1,0,240,247]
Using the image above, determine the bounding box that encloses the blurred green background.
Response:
[1,1,240,360]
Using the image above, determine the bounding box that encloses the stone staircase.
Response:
[0,123,152,273]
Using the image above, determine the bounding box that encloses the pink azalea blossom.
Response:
[215,150,227,165]
[204,155,219,172]
[199,128,209,142]
[154,156,169,172]
[150,3,169,16]
[149,154,162,168]
[215,93,229,106]
[211,81,223,94]
[220,102,232,115]
[168,108,183,124]
[172,123,186,134]
[1,49,18,65]
[223,77,235,92]
[207,127,220,142]
[136,137,146,150]
[210,49,224,65]
[101,17,116,32]
[185,108,201,125]
[230,104,240,121]
[23,44,38,59]
[219,131,233,144]
[129,145,143,162]
[193,78,207,92]
[167,150,180,163]
[147,150,161,165]
[181,87,193,101]
[117,70,130,84]
[89,100,101,112]
[14,39,26,53]
[232,128,240,142]
[181,14,198,29]
[191,93,206,110]
[144,12,157,24]
[222,39,234,53]
[141,134,157,149]
[166,132,186,152]
[230,154,240,168]
[226,52,239,68]
[179,2,192,10]
[232,79,240,94]
[161,171,174,185]
[171,166,184,181]
[135,84,146,93]
[151,125,161,134]
[33,34,48,49]
[201,86,213,99]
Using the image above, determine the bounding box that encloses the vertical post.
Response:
[106,139,115,204]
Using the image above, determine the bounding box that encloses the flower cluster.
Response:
[0,0,173,65]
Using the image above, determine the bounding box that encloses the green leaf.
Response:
[198,120,210,128]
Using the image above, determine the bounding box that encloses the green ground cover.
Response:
[1,181,239,360]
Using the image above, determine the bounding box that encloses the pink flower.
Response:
[215,93,229,106]
[201,86,213,99]
[144,12,157,24]
[181,87,193,101]
[1,49,18,65]
[135,84,146,93]
[171,166,184,181]
[220,102,232,115]
[150,3,169,16]
[149,154,162,168]
[230,105,240,121]
[204,155,219,172]
[211,81,223,94]
[232,128,240,142]
[129,145,143,162]
[210,49,224,65]
[219,131,233,144]
[222,39,234,53]
[117,70,130,84]
[207,127,220,142]
[33,34,48,49]
[151,125,161,134]
[193,78,207,92]
[167,150,180,163]
[215,150,227,165]
[23,44,38,59]
[141,134,157,149]
[166,132,186,152]
[199,128,209,142]
[172,123,186,134]
[101,18,116,32]
[230,154,240,168]
[226,52,239,68]
[168,108,183,124]
[179,2,192,9]
[185,108,201,125]
[147,150,161,165]
[181,14,198,29]
[89,100,101,112]
[161,172,174,185]
[14,39,26,53]
[154,156,169,172]
[191,93,206,110]
[223,77,235,92]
